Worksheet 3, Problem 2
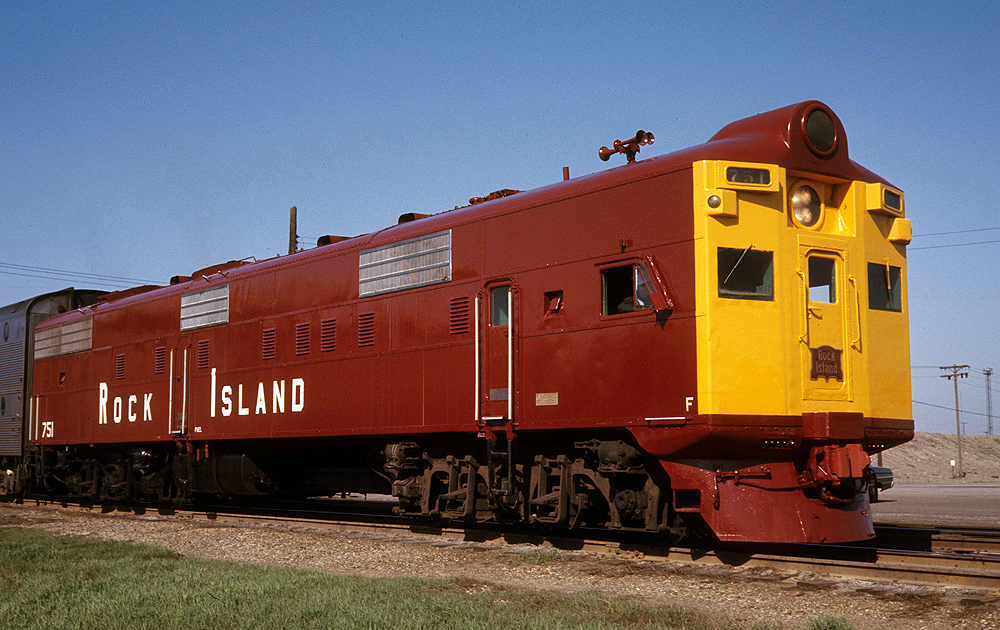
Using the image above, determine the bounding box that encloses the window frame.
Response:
[867,262,903,312]
[717,247,775,302]
[490,286,510,327]
[600,262,655,317]
[807,256,837,304]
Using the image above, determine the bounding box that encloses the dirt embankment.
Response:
[879,431,1000,484]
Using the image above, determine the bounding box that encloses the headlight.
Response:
[791,184,822,227]
[801,104,838,158]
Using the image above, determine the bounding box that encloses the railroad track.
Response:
[875,523,1000,556]
[5,497,1000,592]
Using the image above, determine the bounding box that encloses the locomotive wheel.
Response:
[100,463,129,502]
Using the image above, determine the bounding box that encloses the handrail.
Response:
[181,347,189,435]
[474,294,480,427]
[168,350,176,434]
[507,288,514,424]
[797,269,809,344]
[849,275,862,352]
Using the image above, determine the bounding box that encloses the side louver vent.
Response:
[154,347,166,374]
[449,297,471,335]
[320,318,337,352]
[262,328,276,360]
[197,339,210,369]
[295,322,311,356]
[358,312,375,348]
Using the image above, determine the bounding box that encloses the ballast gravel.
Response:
[1,503,996,630]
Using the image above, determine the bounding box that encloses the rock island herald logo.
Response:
[810,345,843,382]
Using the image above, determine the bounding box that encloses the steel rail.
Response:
[875,523,1000,555]
[5,499,1000,592]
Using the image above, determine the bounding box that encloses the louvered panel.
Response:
[197,339,210,369]
[449,297,471,335]
[262,328,276,360]
[320,319,337,352]
[358,312,375,348]
[295,322,311,356]
[180,284,229,331]
[358,230,451,297]
[34,318,93,359]
[115,354,125,380]
[0,341,24,394]
[0,417,21,457]
[154,347,166,374]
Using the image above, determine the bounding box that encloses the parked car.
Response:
[865,465,894,502]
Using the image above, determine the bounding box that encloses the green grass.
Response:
[0,527,754,630]
[503,547,565,566]
[806,617,855,630]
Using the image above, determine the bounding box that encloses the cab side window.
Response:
[868,263,902,312]
[602,264,653,315]
[718,247,774,301]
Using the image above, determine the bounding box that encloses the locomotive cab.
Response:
[652,101,913,542]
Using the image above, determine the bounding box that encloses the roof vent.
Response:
[317,235,352,247]
[398,212,430,224]
[469,189,522,205]
[190,260,250,280]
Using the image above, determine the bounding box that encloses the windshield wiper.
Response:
[723,244,753,286]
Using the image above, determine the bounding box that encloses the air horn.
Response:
[599,130,655,163]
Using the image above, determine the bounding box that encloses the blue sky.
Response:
[2,1,998,435]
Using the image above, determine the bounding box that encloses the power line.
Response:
[0,262,157,286]
[0,268,139,289]
[913,226,1000,238]
[913,399,996,421]
[907,225,1000,250]
[909,239,1000,251]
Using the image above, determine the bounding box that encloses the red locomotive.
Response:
[10,101,913,543]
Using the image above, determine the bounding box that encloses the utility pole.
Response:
[288,206,298,255]
[941,365,969,478]
[986,367,994,437]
